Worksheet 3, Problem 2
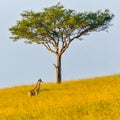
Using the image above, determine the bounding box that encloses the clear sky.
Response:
[0,0,120,88]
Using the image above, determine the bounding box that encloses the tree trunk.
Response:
[55,54,62,83]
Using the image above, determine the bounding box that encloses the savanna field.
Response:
[0,74,120,120]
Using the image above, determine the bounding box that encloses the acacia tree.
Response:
[9,3,114,83]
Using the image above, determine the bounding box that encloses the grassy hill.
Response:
[0,74,120,120]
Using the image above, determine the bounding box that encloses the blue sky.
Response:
[0,0,120,88]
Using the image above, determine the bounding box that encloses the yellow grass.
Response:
[0,74,120,120]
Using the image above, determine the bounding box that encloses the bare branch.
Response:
[43,42,56,54]
[53,64,58,68]
[60,40,71,55]
[71,27,91,41]
[60,27,91,55]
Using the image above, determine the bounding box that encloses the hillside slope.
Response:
[0,74,120,120]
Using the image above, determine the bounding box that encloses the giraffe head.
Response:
[38,79,43,83]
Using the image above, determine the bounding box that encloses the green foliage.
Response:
[0,74,120,119]
[9,3,114,51]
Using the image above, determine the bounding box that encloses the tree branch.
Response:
[71,27,91,41]
[60,27,91,55]
[43,42,56,54]
[60,40,71,55]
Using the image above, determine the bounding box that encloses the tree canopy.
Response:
[9,3,114,83]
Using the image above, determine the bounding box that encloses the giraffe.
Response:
[28,79,43,97]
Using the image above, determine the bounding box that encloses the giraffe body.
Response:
[28,79,43,97]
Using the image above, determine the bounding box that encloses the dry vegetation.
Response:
[0,74,120,120]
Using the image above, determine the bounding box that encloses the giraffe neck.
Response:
[34,82,40,90]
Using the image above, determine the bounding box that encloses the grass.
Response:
[0,74,120,120]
